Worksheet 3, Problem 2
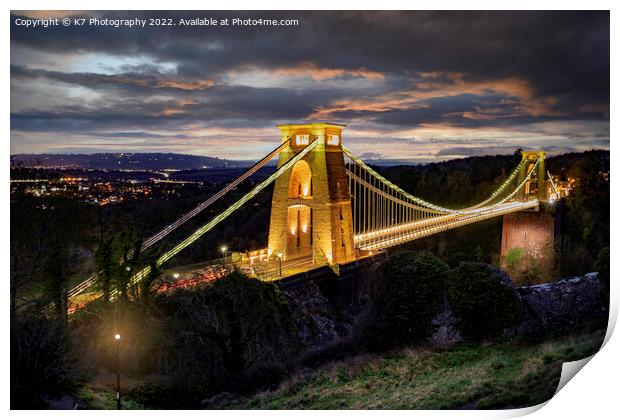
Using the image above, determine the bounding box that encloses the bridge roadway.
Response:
[354,199,539,251]
[154,201,540,284]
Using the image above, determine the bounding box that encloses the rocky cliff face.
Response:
[429,299,462,348]
[281,281,344,349]
[515,272,608,337]
[426,272,607,346]
[281,267,609,351]
[278,264,378,355]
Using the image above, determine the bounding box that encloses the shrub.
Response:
[504,247,524,267]
[72,271,300,407]
[11,314,81,408]
[365,251,449,350]
[446,263,522,340]
[147,272,299,399]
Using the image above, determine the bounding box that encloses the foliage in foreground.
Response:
[365,252,523,346]
[73,271,299,408]
[446,263,522,340]
[11,315,81,408]
[364,251,449,350]
[236,329,605,410]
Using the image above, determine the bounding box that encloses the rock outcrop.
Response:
[280,266,608,352]
[425,271,608,345]
[281,280,347,349]
[515,272,608,337]
[429,299,462,348]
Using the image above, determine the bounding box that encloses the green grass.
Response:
[77,384,145,410]
[232,329,605,410]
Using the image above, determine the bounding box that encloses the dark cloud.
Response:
[11,11,609,96]
[11,65,215,93]
[358,152,385,159]
[10,10,610,157]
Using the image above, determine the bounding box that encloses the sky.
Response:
[10,11,610,162]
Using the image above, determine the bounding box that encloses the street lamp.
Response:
[172,272,180,279]
[277,252,283,277]
[114,333,121,410]
[220,246,228,267]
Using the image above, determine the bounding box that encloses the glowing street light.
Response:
[221,246,228,267]
[114,333,121,409]
[172,272,180,279]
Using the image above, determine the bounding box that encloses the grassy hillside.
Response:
[231,329,605,410]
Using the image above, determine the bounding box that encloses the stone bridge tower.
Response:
[501,150,555,283]
[517,151,548,202]
[267,123,355,265]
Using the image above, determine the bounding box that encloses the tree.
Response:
[42,234,70,324]
[514,147,524,158]
[113,228,143,301]
[446,263,522,340]
[364,251,449,350]
[10,196,46,314]
[11,314,79,408]
[139,257,162,304]
[95,236,115,303]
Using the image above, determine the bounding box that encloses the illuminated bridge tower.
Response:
[267,123,355,265]
[517,151,549,202]
[501,150,555,283]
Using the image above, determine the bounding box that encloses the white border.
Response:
[4,2,617,419]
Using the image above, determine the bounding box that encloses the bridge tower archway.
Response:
[267,123,355,265]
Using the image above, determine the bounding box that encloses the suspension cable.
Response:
[122,138,320,289]
[64,138,292,301]
[344,146,539,215]
[459,158,526,210]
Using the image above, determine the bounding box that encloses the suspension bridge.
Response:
[64,122,557,307]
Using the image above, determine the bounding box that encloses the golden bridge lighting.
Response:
[63,124,555,301]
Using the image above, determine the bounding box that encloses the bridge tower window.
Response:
[295,134,310,146]
[287,204,312,258]
[327,134,340,146]
[288,160,312,199]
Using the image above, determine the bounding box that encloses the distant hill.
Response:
[10,153,249,170]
